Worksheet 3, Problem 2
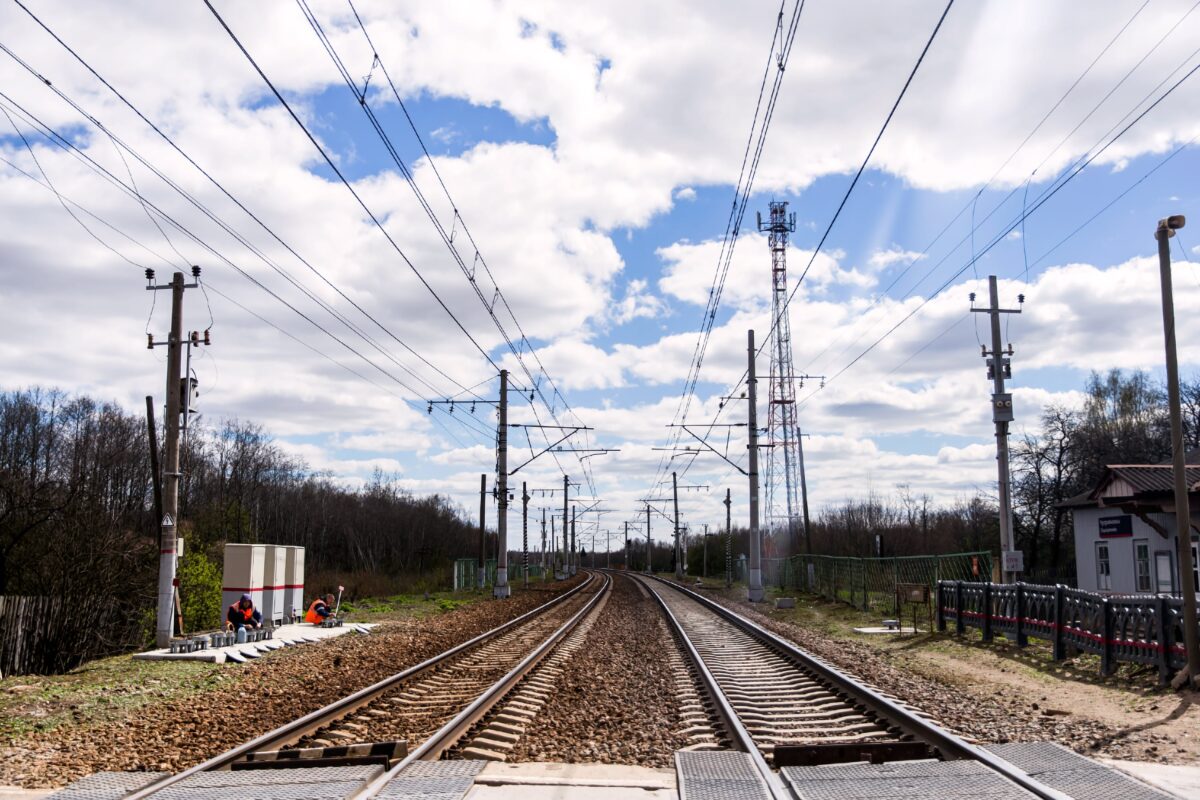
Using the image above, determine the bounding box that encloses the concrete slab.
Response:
[131,623,376,664]
[0,787,54,800]
[1103,760,1200,799]
[468,762,676,799]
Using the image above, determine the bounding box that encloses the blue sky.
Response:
[2,0,1200,548]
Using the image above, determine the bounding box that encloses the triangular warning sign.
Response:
[161,514,175,527]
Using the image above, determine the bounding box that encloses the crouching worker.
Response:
[305,593,336,625]
[227,593,262,643]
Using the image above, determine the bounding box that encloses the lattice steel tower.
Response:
[758,200,805,555]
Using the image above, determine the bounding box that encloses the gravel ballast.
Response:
[0,578,583,789]
[505,572,701,766]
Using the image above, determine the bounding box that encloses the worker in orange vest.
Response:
[227,594,262,643]
[305,593,336,624]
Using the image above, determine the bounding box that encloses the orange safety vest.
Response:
[229,603,254,624]
[305,598,328,624]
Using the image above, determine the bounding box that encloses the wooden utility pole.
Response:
[494,370,510,598]
[748,330,764,602]
[1156,214,1200,687]
[570,505,577,576]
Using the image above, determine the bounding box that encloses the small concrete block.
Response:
[775,597,796,609]
[225,650,247,663]
[239,648,260,658]
[460,746,507,762]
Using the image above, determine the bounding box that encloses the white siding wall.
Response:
[1072,507,1200,594]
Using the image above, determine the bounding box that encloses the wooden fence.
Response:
[937,580,1194,685]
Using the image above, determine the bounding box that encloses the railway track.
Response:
[121,571,611,799]
[634,574,1077,800]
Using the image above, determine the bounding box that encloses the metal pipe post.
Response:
[478,473,487,589]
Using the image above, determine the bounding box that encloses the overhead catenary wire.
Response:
[0,140,482,450]
[296,0,594,492]
[799,0,1171,375]
[0,91,498,445]
[5,1,493,411]
[0,43,492,432]
[796,57,1200,407]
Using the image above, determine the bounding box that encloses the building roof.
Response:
[1057,453,1200,510]
[1099,464,1200,497]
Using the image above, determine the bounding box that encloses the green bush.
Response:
[178,550,223,632]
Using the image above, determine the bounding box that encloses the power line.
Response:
[0,138,485,450]
[6,0,490,410]
[798,57,1200,405]
[296,0,600,490]
[0,90,497,444]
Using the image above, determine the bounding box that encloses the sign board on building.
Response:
[1003,550,1024,573]
[1099,515,1133,538]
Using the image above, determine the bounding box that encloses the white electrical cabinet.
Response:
[284,546,305,622]
[261,545,287,626]
[221,543,265,620]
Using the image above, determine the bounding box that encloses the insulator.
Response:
[427,402,433,414]
[190,331,200,345]
[203,330,211,345]
[147,333,154,350]
[191,265,201,278]
[1018,293,1025,304]
[145,268,155,282]
[969,292,976,302]
[470,402,476,414]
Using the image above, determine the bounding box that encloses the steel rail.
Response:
[635,574,790,800]
[355,571,613,797]
[124,573,598,800]
[641,576,1072,800]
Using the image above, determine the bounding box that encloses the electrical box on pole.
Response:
[145,267,209,648]
[971,276,1023,584]
[494,370,511,598]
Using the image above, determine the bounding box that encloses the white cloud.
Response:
[674,186,697,201]
[868,246,926,270]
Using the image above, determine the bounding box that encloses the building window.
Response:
[1156,551,1175,594]
[1096,542,1111,591]
[1135,540,1151,593]
[1192,540,1199,594]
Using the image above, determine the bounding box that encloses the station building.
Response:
[1064,454,1200,596]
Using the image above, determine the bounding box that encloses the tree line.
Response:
[0,387,483,671]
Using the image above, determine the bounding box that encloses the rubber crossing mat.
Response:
[375,759,487,800]
[676,751,772,800]
[985,742,1175,800]
[45,771,168,800]
[781,759,1036,799]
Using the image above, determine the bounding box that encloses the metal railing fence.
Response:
[937,580,1193,685]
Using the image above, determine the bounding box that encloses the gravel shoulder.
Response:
[0,577,583,789]
[684,578,1200,766]
[505,572,696,767]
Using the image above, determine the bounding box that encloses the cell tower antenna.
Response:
[758,201,809,556]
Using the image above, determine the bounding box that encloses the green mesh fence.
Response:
[764,551,992,612]
[453,558,497,590]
